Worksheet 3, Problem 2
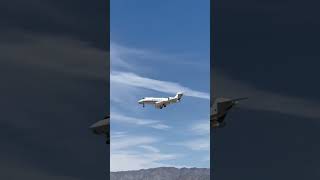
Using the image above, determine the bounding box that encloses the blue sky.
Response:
[110,0,210,171]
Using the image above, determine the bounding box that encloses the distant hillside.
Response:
[110,167,210,180]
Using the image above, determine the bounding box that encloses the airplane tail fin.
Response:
[175,92,184,101]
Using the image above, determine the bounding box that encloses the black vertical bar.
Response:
[210,0,215,179]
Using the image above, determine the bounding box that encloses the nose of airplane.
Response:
[138,99,143,104]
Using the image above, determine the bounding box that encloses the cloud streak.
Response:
[111,112,171,130]
[183,139,210,151]
[110,42,206,71]
[111,71,209,99]
[111,134,179,172]
[170,120,210,154]
[191,120,210,135]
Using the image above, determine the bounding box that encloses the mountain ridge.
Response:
[110,167,210,180]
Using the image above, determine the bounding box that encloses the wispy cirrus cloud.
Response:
[111,134,157,151]
[174,138,210,151]
[111,42,206,71]
[111,133,180,172]
[169,120,210,160]
[139,145,161,153]
[111,71,209,99]
[110,42,140,70]
[169,120,210,153]
[111,151,179,172]
[183,122,210,151]
[191,120,210,135]
[111,112,171,130]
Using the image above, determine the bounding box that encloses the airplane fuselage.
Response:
[138,92,183,109]
[139,97,170,104]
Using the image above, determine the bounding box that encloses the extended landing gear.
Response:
[159,104,166,109]
[143,103,145,108]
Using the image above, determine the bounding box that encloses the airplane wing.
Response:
[155,100,169,108]
[231,97,248,103]
[155,101,164,107]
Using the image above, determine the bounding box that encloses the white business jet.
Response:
[138,92,183,109]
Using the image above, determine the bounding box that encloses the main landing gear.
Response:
[159,104,166,109]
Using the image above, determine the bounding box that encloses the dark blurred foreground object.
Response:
[90,115,110,144]
[211,98,248,128]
